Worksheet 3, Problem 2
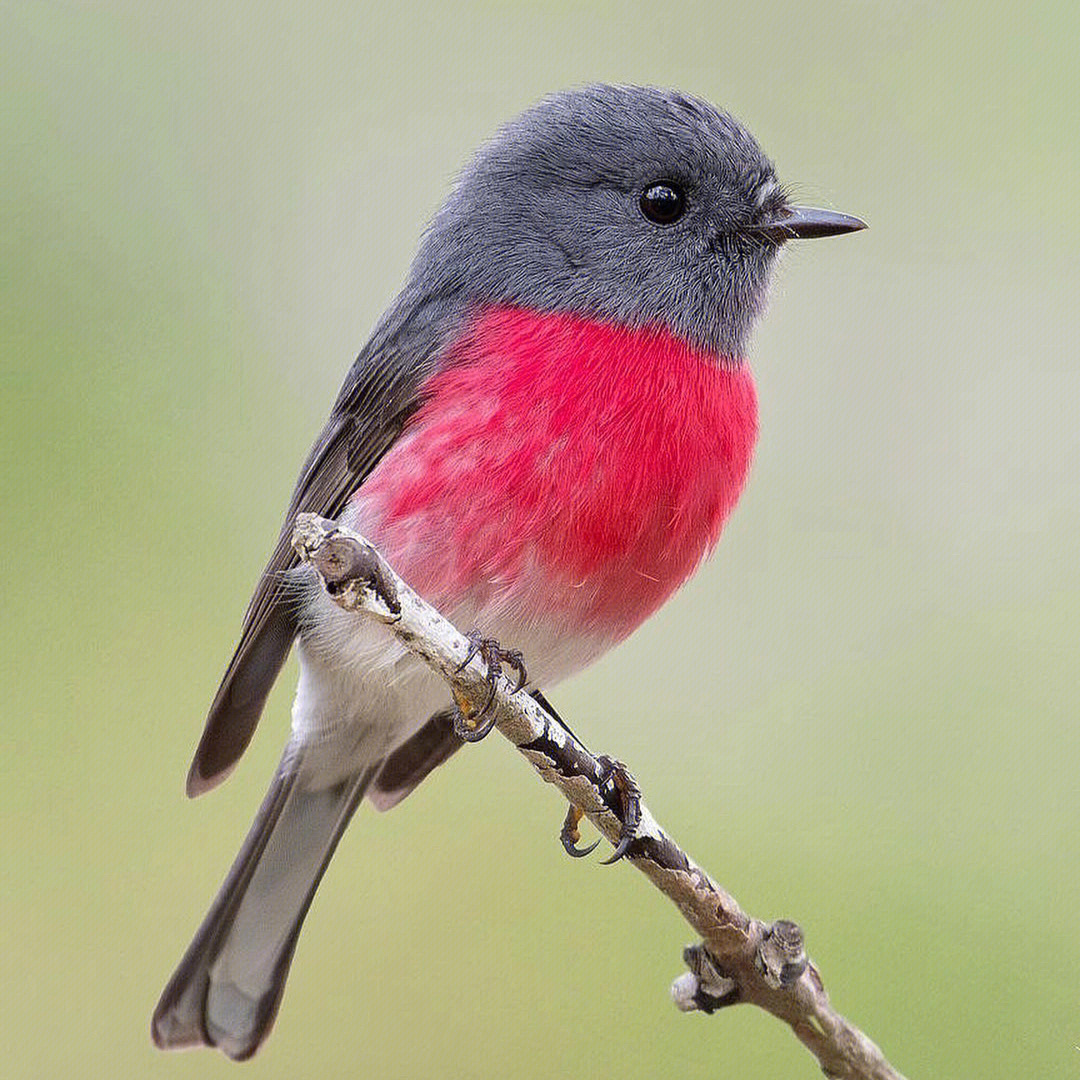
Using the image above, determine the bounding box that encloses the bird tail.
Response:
[151,741,379,1060]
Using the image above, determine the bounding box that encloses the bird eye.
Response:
[639,182,686,225]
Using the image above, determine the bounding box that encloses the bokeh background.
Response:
[3,2,1077,1077]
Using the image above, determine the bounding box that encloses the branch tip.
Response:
[292,515,400,617]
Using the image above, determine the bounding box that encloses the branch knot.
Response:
[757,919,809,989]
[672,944,740,1013]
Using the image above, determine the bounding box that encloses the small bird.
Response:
[152,84,864,1059]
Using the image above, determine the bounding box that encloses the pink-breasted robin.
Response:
[152,84,865,1059]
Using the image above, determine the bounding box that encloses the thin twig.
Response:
[291,513,907,1080]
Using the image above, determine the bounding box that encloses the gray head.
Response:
[409,84,864,358]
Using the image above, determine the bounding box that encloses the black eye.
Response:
[639,182,686,225]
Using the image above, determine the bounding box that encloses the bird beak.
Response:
[745,205,867,241]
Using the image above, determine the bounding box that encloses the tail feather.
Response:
[152,744,379,1060]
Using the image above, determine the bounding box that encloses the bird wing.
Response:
[185,298,456,796]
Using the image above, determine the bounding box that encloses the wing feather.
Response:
[185,297,458,795]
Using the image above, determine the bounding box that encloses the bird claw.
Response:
[452,703,500,743]
[451,630,527,742]
[560,802,601,858]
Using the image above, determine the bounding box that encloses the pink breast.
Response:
[347,306,757,640]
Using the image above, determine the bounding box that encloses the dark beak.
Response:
[745,205,867,241]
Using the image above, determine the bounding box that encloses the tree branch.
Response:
[291,513,907,1080]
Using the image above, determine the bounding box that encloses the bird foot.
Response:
[559,755,643,864]
[452,631,527,742]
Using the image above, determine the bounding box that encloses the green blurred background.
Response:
[3,2,1077,1077]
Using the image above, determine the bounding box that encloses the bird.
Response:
[151,83,865,1059]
